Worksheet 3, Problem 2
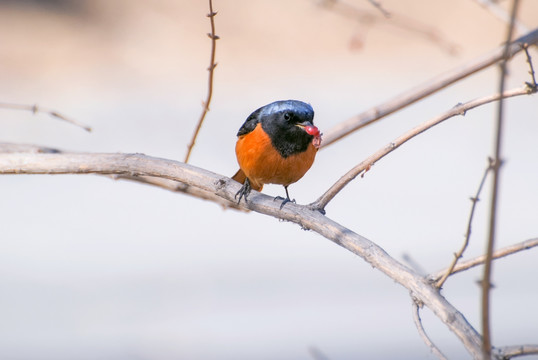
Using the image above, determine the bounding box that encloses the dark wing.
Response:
[236,107,263,136]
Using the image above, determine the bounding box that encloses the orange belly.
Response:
[235,123,317,191]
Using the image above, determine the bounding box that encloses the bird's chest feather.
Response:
[235,124,317,187]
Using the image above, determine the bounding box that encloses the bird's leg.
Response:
[235,177,252,204]
[274,185,295,209]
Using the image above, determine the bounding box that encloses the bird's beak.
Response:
[295,121,311,129]
[296,122,320,137]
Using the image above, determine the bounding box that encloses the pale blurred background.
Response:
[1,0,538,359]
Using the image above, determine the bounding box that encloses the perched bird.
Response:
[232,100,322,207]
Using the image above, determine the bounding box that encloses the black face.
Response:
[259,101,315,158]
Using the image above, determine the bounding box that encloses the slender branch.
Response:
[319,27,538,149]
[482,1,520,357]
[429,238,538,282]
[184,0,219,163]
[412,302,448,360]
[0,102,92,132]
[310,86,534,212]
[493,344,538,359]
[0,151,485,358]
[435,160,493,289]
[522,44,537,89]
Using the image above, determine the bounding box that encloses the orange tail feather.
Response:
[231,169,263,192]
[232,169,246,184]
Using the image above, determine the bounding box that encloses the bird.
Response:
[232,100,322,207]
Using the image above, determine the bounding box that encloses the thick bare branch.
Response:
[0,151,484,358]
[0,143,243,210]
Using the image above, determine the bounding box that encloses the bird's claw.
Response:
[274,195,296,209]
[235,178,252,204]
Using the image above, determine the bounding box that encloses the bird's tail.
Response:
[232,169,247,184]
[232,169,263,191]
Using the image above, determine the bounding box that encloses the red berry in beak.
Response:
[305,125,320,137]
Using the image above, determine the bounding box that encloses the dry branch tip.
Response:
[184,0,218,164]
[0,102,92,132]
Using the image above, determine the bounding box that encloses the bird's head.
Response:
[259,100,322,157]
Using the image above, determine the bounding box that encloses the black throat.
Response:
[261,116,313,158]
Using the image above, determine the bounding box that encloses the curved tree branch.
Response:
[0,142,245,210]
[412,302,448,360]
[0,151,485,358]
[310,86,535,212]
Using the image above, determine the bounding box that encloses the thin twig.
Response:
[482,1,520,357]
[412,302,448,360]
[310,86,534,212]
[429,238,538,282]
[184,0,218,163]
[522,44,537,89]
[435,160,493,289]
[0,102,92,132]
[319,27,538,149]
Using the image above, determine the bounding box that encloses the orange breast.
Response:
[235,123,317,191]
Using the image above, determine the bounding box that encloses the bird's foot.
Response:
[274,195,296,210]
[235,178,252,204]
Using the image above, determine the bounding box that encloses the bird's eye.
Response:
[283,112,292,121]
